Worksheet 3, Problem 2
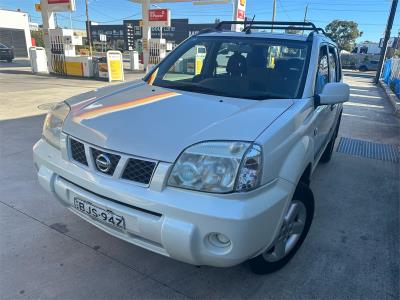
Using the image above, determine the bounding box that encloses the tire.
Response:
[359,65,368,72]
[320,112,341,163]
[249,183,314,275]
[6,58,12,63]
[320,132,336,163]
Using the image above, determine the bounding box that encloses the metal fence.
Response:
[382,58,400,98]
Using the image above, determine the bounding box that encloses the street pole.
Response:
[271,0,276,32]
[85,0,93,56]
[302,3,308,34]
[142,0,151,72]
[374,0,398,84]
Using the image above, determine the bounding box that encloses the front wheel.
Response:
[6,58,12,63]
[249,183,314,274]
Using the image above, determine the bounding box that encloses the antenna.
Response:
[244,15,256,34]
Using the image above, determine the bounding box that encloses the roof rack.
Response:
[215,21,326,35]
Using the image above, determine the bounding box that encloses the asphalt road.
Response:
[0,64,399,299]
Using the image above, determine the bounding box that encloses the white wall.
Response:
[0,9,32,57]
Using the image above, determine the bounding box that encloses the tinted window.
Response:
[360,46,368,54]
[147,36,309,100]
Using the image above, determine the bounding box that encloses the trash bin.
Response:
[29,47,49,74]
[129,50,140,71]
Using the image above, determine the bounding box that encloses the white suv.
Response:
[33,21,349,274]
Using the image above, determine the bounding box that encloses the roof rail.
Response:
[215,21,326,35]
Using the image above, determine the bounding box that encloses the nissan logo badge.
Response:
[95,153,112,173]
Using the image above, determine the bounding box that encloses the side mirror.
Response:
[317,82,350,105]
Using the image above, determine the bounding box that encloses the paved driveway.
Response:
[0,67,399,299]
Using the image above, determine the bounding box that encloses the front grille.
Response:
[91,148,121,175]
[122,158,156,184]
[70,139,88,166]
[69,136,158,185]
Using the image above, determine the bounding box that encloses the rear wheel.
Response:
[359,65,368,72]
[249,183,314,274]
[6,58,12,63]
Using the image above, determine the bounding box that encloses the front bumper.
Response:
[33,138,294,267]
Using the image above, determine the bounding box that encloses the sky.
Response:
[0,0,398,43]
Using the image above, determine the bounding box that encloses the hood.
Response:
[63,81,293,162]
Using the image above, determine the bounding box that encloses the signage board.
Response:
[106,51,124,82]
[46,0,76,12]
[35,3,41,11]
[148,9,171,27]
[233,0,246,32]
[99,34,107,42]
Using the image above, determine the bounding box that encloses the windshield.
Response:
[0,43,7,49]
[146,36,309,100]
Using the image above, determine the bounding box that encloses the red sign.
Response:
[48,0,70,3]
[149,9,168,22]
[237,9,245,20]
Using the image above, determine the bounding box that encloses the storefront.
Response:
[90,18,214,51]
[0,9,32,57]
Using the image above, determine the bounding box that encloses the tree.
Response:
[31,30,44,47]
[325,20,362,51]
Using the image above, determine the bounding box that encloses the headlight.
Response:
[42,102,70,149]
[168,141,262,193]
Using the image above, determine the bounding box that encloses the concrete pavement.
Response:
[0,66,399,299]
[0,59,144,120]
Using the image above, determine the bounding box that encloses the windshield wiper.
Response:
[155,82,224,96]
[155,82,287,100]
[249,94,286,100]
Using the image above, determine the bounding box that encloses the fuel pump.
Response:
[148,38,167,66]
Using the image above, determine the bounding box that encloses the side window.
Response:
[315,46,329,94]
[162,43,208,81]
[328,46,338,82]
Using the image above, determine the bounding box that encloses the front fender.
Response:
[278,135,314,185]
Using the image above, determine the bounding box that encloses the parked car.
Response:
[358,60,379,72]
[0,42,14,62]
[33,21,349,274]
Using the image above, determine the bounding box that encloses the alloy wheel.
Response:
[263,200,307,262]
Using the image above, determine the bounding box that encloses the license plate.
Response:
[74,198,125,229]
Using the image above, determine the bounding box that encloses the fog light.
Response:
[208,233,231,248]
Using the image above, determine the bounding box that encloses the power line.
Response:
[95,13,142,23]
[308,7,387,12]
[277,0,293,21]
